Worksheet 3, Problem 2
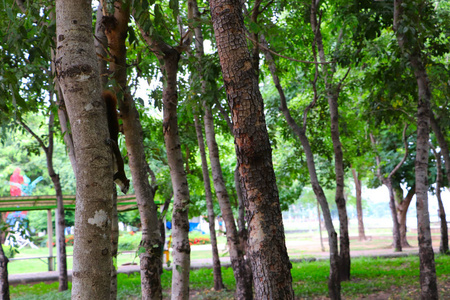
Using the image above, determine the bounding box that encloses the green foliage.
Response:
[118,232,142,251]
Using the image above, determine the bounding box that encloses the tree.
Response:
[370,125,410,252]
[393,1,438,298]
[209,0,294,298]
[0,241,9,300]
[55,0,114,298]
[18,105,69,290]
[133,2,192,297]
[100,2,163,298]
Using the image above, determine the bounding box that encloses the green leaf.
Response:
[169,0,179,20]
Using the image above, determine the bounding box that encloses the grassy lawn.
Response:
[10,255,450,299]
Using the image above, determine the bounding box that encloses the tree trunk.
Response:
[193,113,224,290]
[431,147,449,254]
[395,185,415,248]
[394,1,438,298]
[209,1,294,298]
[103,3,163,299]
[259,33,340,298]
[385,179,402,252]
[162,49,191,300]
[204,104,253,299]
[55,0,114,297]
[110,189,119,300]
[351,169,366,241]
[430,114,450,189]
[0,243,10,300]
[20,111,69,291]
[327,91,351,280]
[235,166,248,252]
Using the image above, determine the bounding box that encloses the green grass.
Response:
[10,255,450,299]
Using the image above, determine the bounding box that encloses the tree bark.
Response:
[103,2,163,299]
[162,49,191,300]
[395,185,415,248]
[0,243,10,300]
[259,33,340,298]
[327,91,351,280]
[430,113,450,189]
[204,104,253,299]
[193,113,224,291]
[394,1,438,298]
[55,0,114,297]
[209,1,294,298]
[110,189,119,300]
[351,169,366,241]
[430,146,449,254]
[386,179,402,252]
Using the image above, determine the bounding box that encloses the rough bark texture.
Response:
[394,1,438,298]
[193,113,224,291]
[55,0,114,298]
[209,1,294,298]
[259,33,340,299]
[351,169,366,241]
[103,2,163,299]
[0,243,10,300]
[204,104,253,299]
[162,50,191,300]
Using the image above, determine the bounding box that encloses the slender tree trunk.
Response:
[204,104,253,299]
[103,3,163,299]
[235,166,248,252]
[327,91,351,280]
[209,1,294,298]
[193,114,224,290]
[430,113,450,189]
[351,169,366,241]
[430,147,449,254]
[110,189,119,300]
[259,33,340,299]
[55,0,114,297]
[162,49,191,300]
[395,186,415,248]
[386,179,402,252]
[0,243,10,300]
[394,1,438,298]
[20,112,70,291]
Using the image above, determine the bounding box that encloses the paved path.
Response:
[9,246,430,285]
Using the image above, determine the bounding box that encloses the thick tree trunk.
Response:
[259,33,340,298]
[0,243,10,300]
[394,1,438,298]
[351,169,366,241]
[103,3,163,299]
[204,104,253,299]
[162,50,191,300]
[193,113,224,291]
[209,1,294,298]
[55,1,114,298]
